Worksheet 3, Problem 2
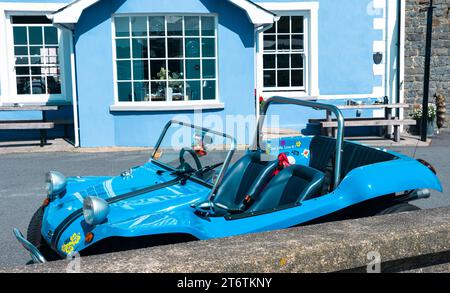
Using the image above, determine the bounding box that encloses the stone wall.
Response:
[404,0,450,127]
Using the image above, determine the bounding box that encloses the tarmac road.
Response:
[0,132,448,268]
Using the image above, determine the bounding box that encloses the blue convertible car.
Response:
[14,97,442,263]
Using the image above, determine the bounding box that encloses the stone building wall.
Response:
[404,0,449,126]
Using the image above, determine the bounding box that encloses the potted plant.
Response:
[410,103,436,137]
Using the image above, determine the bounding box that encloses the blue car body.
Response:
[14,98,443,261]
[43,136,441,258]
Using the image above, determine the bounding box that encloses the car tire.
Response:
[26,206,60,261]
[375,203,420,216]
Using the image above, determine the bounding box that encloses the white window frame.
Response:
[256,2,319,100]
[110,13,224,111]
[0,3,69,105]
[261,13,308,92]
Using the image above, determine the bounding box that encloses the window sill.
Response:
[109,102,225,112]
[261,91,318,100]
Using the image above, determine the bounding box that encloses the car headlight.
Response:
[83,196,109,226]
[45,171,67,199]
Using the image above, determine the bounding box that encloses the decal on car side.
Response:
[61,232,81,255]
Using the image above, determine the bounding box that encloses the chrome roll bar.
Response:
[254,96,345,188]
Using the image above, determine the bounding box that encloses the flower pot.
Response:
[417,119,435,138]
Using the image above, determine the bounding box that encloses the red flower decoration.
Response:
[259,96,264,103]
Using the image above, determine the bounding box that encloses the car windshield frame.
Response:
[150,120,236,193]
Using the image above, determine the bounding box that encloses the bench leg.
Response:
[393,126,400,142]
[40,130,47,147]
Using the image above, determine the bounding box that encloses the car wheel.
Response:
[375,203,420,216]
[26,206,60,261]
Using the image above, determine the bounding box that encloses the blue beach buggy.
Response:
[14,97,442,263]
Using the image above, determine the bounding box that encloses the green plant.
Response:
[410,103,436,121]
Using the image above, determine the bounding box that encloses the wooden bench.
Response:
[0,105,59,147]
[310,103,415,142]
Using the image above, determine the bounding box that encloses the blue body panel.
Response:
[41,136,443,257]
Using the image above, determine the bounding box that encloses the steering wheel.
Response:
[178,147,203,172]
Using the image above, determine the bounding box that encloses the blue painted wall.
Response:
[255,0,382,95]
[74,0,256,147]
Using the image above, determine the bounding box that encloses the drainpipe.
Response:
[395,0,402,119]
[52,23,80,147]
[68,31,80,147]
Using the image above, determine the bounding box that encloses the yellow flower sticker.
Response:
[61,232,81,255]
[296,141,302,148]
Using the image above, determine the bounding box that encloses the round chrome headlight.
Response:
[45,171,67,198]
[83,196,109,226]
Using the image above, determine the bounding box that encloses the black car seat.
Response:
[213,151,277,211]
[247,165,325,213]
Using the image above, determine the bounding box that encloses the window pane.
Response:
[134,82,150,101]
[186,59,200,79]
[16,77,30,94]
[169,81,185,101]
[291,70,303,87]
[117,60,131,80]
[291,54,303,68]
[132,38,148,58]
[30,56,42,64]
[16,66,30,75]
[167,16,182,36]
[11,16,51,24]
[31,66,42,75]
[263,35,275,51]
[118,82,132,101]
[131,16,147,37]
[151,81,166,101]
[202,38,215,57]
[185,38,200,58]
[31,76,45,94]
[150,60,166,80]
[185,16,199,36]
[202,80,215,100]
[277,35,290,50]
[44,27,58,45]
[133,60,149,80]
[186,80,200,100]
[149,16,165,36]
[15,56,28,65]
[201,16,215,36]
[42,66,59,75]
[115,17,130,37]
[28,27,43,45]
[29,46,43,56]
[263,70,275,87]
[291,35,304,50]
[277,70,290,87]
[168,38,183,58]
[263,54,275,69]
[277,54,289,69]
[168,60,184,79]
[277,17,290,33]
[202,59,215,78]
[116,39,131,59]
[291,16,304,33]
[265,24,275,34]
[150,38,165,58]
[13,27,27,45]
[45,47,59,64]
[14,46,28,55]
[47,76,61,94]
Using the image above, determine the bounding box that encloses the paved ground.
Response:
[0,132,448,268]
